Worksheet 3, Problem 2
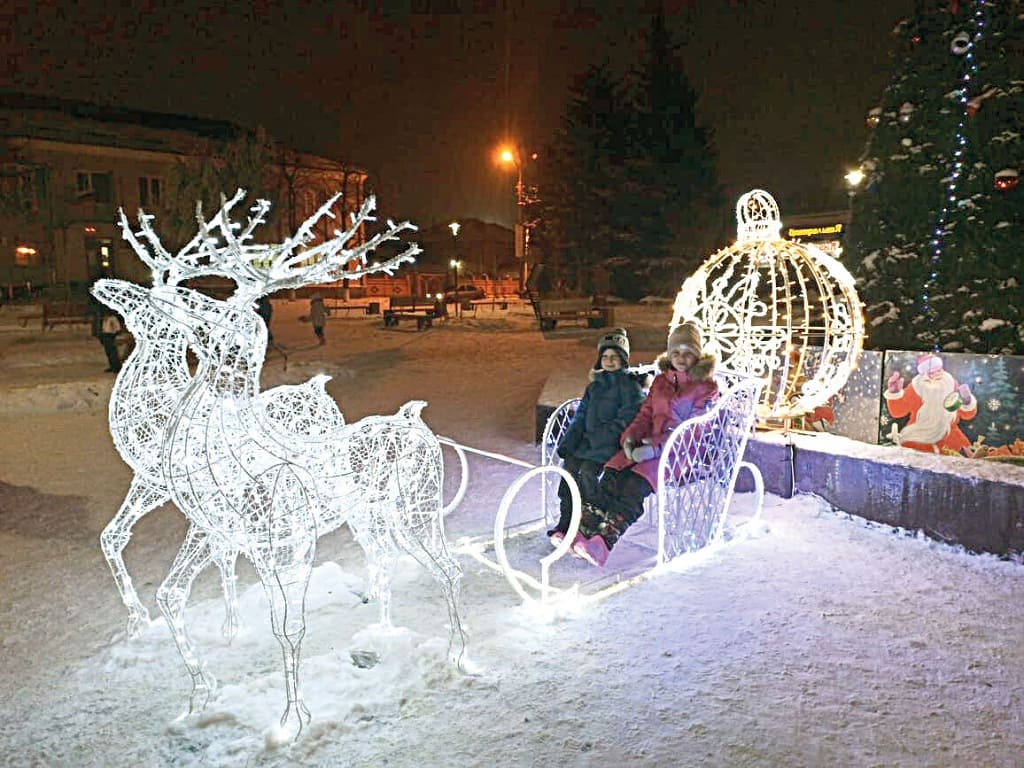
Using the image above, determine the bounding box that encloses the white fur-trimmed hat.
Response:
[917,352,943,375]
[596,327,630,367]
[667,321,703,358]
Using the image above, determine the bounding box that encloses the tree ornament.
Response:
[672,190,864,422]
[967,87,999,117]
[951,31,971,55]
[866,106,882,128]
[994,168,1019,191]
[898,102,915,124]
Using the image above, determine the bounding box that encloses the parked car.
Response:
[443,284,485,302]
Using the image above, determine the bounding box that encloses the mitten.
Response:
[957,383,973,406]
[622,437,636,461]
[887,371,903,394]
[631,443,659,462]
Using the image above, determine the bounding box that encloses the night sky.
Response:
[2,0,913,229]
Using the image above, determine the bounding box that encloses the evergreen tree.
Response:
[849,0,1024,354]
[536,61,631,294]
[626,11,723,268]
[535,14,722,300]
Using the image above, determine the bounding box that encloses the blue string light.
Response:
[921,0,986,352]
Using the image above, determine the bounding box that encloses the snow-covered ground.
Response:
[1,300,1021,767]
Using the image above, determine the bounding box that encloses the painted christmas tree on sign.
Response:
[848,0,1024,354]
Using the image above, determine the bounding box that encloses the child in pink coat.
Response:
[572,321,719,566]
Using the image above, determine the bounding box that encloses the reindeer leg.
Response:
[350,520,398,628]
[156,524,217,715]
[393,458,469,666]
[211,549,241,641]
[250,465,317,737]
[397,523,467,665]
[101,476,168,638]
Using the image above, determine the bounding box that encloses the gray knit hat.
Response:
[667,321,703,358]
[595,327,630,368]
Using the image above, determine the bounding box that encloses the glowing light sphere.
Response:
[671,189,864,422]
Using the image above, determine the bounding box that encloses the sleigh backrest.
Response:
[653,371,764,561]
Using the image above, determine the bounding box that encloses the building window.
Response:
[139,176,161,207]
[75,171,114,203]
[0,166,40,211]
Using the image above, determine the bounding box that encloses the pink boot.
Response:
[572,534,610,567]
[567,532,587,559]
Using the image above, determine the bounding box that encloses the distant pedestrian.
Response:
[309,292,328,345]
[99,311,123,373]
[256,295,274,343]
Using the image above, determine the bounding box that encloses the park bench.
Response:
[18,300,92,330]
[540,370,765,564]
[44,301,92,330]
[532,296,612,331]
[324,298,381,316]
[382,295,437,330]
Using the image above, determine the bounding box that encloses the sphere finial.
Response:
[736,189,782,243]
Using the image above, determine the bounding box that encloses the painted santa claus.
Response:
[884,352,976,455]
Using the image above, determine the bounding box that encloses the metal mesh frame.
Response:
[654,374,764,562]
[93,191,466,737]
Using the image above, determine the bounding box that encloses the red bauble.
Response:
[994,168,1019,191]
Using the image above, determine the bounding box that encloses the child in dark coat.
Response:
[548,328,645,545]
[572,321,719,566]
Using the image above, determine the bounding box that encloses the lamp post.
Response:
[449,258,461,318]
[449,221,460,317]
[844,168,864,257]
[498,146,535,294]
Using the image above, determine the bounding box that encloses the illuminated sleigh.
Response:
[449,371,765,608]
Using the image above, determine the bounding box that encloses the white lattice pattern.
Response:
[94,191,466,737]
[673,189,864,421]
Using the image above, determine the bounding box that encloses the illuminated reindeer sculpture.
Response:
[95,192,465,735]
[96,198,255,640]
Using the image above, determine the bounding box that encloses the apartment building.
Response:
[0,93,366,294]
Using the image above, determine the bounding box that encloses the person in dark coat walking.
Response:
[99,310,123,373]
[256,295,274,344]
[309,292,328,345]
[571,321,719,566]
[548,328,645,545]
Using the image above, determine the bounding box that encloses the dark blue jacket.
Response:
[557,368,644,464]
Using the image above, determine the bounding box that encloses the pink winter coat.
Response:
[604,353,719,490]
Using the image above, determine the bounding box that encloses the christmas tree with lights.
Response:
[848,0,1023,354]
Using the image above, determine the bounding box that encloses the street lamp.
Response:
[843,168,865,258]
[497,145,537,294]
[449,221,460,317]
[449,257,461,317]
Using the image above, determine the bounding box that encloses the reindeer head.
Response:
[100,188,422,363]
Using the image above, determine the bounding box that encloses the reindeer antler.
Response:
[119,189,419,302]
[226,192,420,304]
[118,189,250,287]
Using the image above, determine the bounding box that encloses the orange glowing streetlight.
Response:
[494,143,538,292]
